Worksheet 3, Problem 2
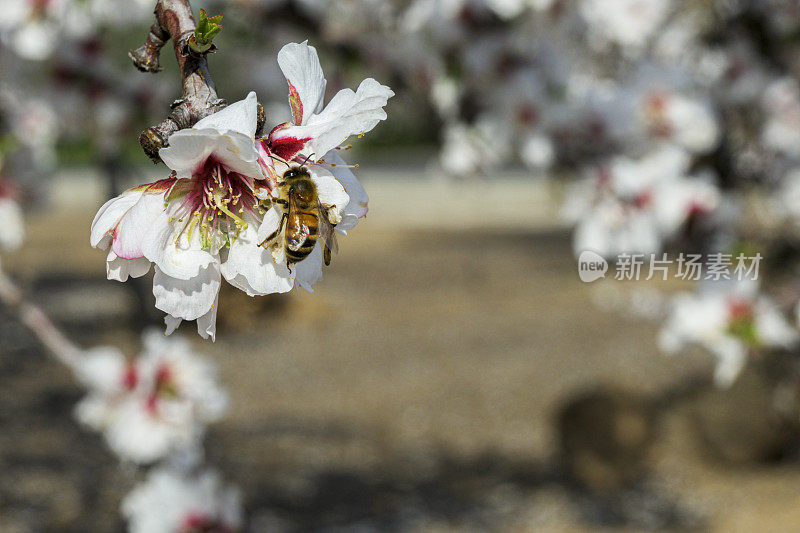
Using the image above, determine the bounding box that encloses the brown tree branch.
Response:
[0,270,82,369]
[129,0,226,162]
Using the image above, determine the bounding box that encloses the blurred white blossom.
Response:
[563,146,719,258]
[74,330,227,464]
[660,282,799,386]
[580,0,672,52]
[122,467,243,533]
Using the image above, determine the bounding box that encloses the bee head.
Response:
[282,165,309,181]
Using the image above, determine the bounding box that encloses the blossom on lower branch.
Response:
[122,466,242,533]
[73,330,227,464]
[90,42,392,339]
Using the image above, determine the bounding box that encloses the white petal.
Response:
[153,264,221,322]
[306,78,393,155]
[193,91,259,138]
[106,250,152,282]
[10,20,56,61]
[221,218,294,295]
[112,192,167,260]
[277,41,327,125]
[164,315,182,336]
[274,78,394,156]
[74,395,113,431]
[0,198,25,251]
[256,206,283,243]
[90,190,143,249]
[294,244,323,292]
[104,398,179,463]
[711,338,747,387]
[159,129,262,179]
[74,346,127,393]
[196,295,219,341]
[311,169,350,211]
[158,129,218,177]
[324,151,368,233]
[142,211,216,281]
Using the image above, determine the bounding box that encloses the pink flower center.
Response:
[631,191,652,209]
[145,362,179,416]
[263,132,312,163]
[644,93,673,137]
[728,299,754,322]
[181,513,233,533]
[0,180,19,200]
[517,104,539,126]
[122,363,139,390]
[170,159,261,250]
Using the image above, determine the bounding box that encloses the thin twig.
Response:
[0,269,83,369]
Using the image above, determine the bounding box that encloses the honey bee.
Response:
[259,165,339,266]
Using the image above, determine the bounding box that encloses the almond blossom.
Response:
[637,91,719,155]
[256,41,393,290]
[563,146,720,259]
[91,43,392,336]
[580,0,672,53]
[91,92,284,340]
[122,467,242,533]
[0,0,67,60]
[73,330,227,464]
[659,282,799,386]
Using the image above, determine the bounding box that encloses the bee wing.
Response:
[319,204,339,266]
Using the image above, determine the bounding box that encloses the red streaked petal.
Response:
[288,80,303,125]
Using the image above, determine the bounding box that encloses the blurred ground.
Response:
[3,173,800,531]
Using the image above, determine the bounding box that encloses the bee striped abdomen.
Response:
[285,212,318,263]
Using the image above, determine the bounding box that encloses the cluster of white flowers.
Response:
[73,330,227,463]
[91,41,392,339]
[0,0,154,60]
[562,146,719,259]
[71,329,243,530]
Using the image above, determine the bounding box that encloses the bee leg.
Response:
[259,212,287,247]
[325,205,341,226]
